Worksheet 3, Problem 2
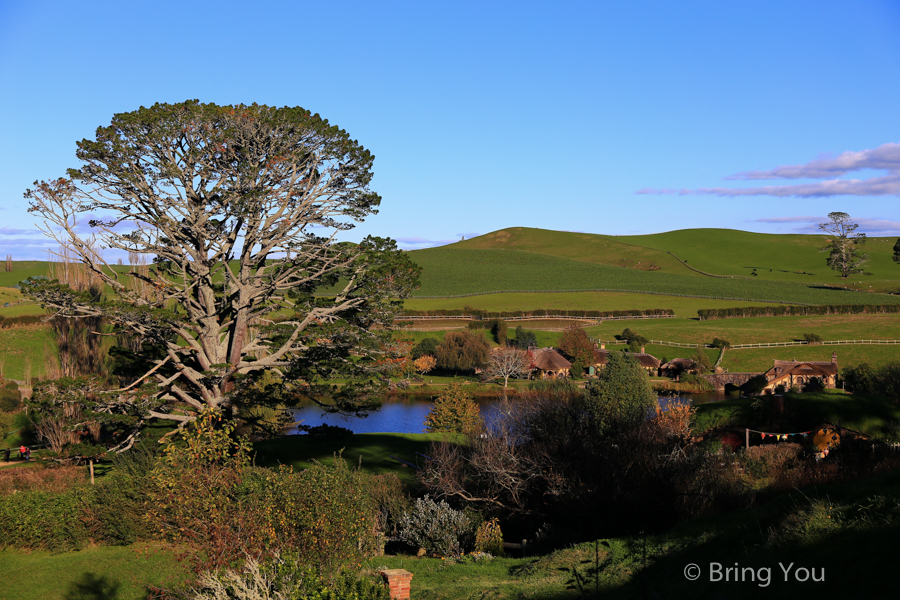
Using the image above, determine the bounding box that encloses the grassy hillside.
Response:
[454,226,697,275]
[446,227,900,292]
[407,247,900,305]
[616,229,900,289]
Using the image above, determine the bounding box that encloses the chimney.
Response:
[641,346,645,354]
[832,351,837,364]
[600,342,606,350]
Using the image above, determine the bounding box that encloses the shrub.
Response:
[584,352,656,437]
[359,472,411,539]
[474,517,505,556]
[803,332,824,345]
[569,361,584,380]
[424,381,483,435]
[743,443,803,479]
[679,373,715,392]
[711,337,731,349]
[0,381,21,412]
[398,495,471,557]
[0,487,91,551]
[188,554,390,600]
[410,337,441,360]
[0,465,86,497]
[299,423,354,438]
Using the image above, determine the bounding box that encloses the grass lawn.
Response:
[254,432,458,487]
[0,543,185,600]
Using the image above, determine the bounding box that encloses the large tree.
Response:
[818,212,869,278]
[24,101,419,444]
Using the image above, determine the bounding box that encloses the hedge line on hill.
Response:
[697,304,900,321]
[402,308,675,318]
[0,315,44,328]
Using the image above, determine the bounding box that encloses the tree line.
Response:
[697,303,900,320]
[403,308,674,318]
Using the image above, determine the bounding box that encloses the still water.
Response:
[290,391,725,435]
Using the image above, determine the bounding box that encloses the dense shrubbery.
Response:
[0,314,44,328]
[843,362,900,401]
[0,380,21,412]
[398,495,472,557]
[697,303,900,320]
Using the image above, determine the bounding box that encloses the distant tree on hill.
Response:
[893,239,900,264]
[818,212,869,278]
[436,331,491,373]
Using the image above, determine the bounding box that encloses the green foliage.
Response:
[710,337,730,349]
[0,487,90,551]
[410,337,441,360]
[189,554,390,600]
[490,319,508,345]
[894,238,900,263]
[510,326,537,349]
[398,494,472,557]
[473,518,505,556]
[690,346,712,373]
[435,330,490,372]
[424,381,484,435]
[584,352,656,436]
[0,380,21,412]
[742,374,769,395]
[803,332,824,344]
[819,212,870,278]
[843,362,900,401]
[569,361,584,380]
[619,328,648,346]
[679,373,715,392]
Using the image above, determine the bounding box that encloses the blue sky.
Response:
[1,0,899,258]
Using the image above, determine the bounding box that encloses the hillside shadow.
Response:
[63,572,121,600]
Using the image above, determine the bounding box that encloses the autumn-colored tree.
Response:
[436,330,491,374]
[414,355,437,374]
[424,381,483,434]
[557,325,595,366]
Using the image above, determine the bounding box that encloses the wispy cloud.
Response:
[637,142,900,198]
[0,227,41,236]
[395,236,461,250]
[750,215,900,236]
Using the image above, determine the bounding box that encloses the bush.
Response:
[359,472,411,539]
[474,517,505,556]
[742,443,804,479]
[436,330,490,373]
[569,361,584,380]
[0,381,21,412]
[711,337,730,349]
[584,352,656,437]
[424,381,483,435]
[0,487,91,551]
[410,337,441,360]
[398,495,471,557]
[803,332,824,345]
[188,554,390,600]
[299,423,354,438]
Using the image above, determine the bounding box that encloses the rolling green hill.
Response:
[444,227,900,292]
[407,247,900,305]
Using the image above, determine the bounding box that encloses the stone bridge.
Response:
[702,372,762,390]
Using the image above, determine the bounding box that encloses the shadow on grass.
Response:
[63,572,121,600]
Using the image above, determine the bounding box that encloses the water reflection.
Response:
[290,391,726,435]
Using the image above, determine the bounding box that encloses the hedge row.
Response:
[0,315,44,328]
[697,304,900,320]
[403,308,675,318]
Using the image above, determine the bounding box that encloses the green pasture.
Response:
[0,262,53,288]
[580,313,900,345]
[720,344,900,373]
[254,432,456,487]
[616,228,900,288]
[0,543,186,600]
[404,290,779,319]
[0,326,53,381]
[454,226,697,275]
[406,247,900,305]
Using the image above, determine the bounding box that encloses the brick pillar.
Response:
[380,569,413,600]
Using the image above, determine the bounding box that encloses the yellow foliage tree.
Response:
[424,381,483,435]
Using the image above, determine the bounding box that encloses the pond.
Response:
[289,390,727,435]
